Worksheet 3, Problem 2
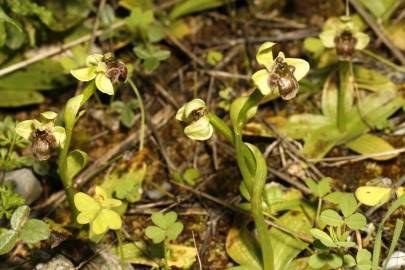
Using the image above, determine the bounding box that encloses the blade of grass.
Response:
[382,218,404,270]
[372,195,405,270]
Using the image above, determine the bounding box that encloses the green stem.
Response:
[128,78,145,151]
[207,113,234,142]
[58,120,77,217]
[248,145,274,270]
[58,82,96,219]
[116,230,125,270]
[362,49,405,73]
[315,197,323,226]
[163,240,170,270]
[337,61,351,132]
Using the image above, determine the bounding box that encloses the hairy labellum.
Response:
[268,57,299,100]
[30,130,57,160]
[334,30,357,61]
[105,59,128,83]
[191,108,208,122]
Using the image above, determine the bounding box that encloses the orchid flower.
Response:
[319,16,370,60]
[176,99,213,141]
[15,111,66,160]
[252,42,310,100]
[70,54,114,95]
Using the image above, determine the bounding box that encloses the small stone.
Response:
[82,246,134,270]
[384,251,405,270]
[35,255,74,270]
[5,168,43,204]
[145,182,172,200]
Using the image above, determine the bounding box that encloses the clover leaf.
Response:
[0,205,49,255]
[145,211,184,244]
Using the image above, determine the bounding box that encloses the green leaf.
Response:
[343,254,356,267]
[0,230,18,255]
[10,205,29,230]
[383,219,404,270]
[110,101,125,112]
[166,222,184,240]
[145,225,166,244]
[0,90,44,108]
[64,94,84,130]
[183,168,200,186]
[346,213,367,230]
[0,6,21,31]
[329,254,343,268]
[304,178,319,196]
[339,193,358,218]
[269,209,313,270]
[0,60,69,91]
[43,0,92,31]
[346,134,398,161]
[66,149,88,180]
[320,209,343,227]
[318,177,332,197]
[169,0,229,19]
[357,249,372,270]
[120,106,136,128]
[207,50,223,65]
[309,254,327,268]
[0,182,25,219]
[310,229,336,247]
[20,219,49,244]
[372,196,405,269]
[336,241,356,248]
[225,227,262,269]
[321,78,338,121]
[151,211,177,229]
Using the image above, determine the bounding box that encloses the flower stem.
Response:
[163,240,170,270]
[116,230,125,270]
[58,82,95,219]
[337,61,351,131]
[128,78,145,151]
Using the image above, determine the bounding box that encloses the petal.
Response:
[175,104,187,121]
[77,210,97,224]
[184,98,206,118]
[95,74,114,95]
[101,198,122,208]
[319,30,337,48]
[354,32,370,50]
[40,111,58,120]
[184,116,213,141]
[103,209,122,230]
[86,54,104,66]
[91,213,108,235]
[74,192,100,212]
[285,58,310,81]
[256,41,276,69]
[252,69,272,96]
[71,67,96,81]
[51,126,66,148]
[96,62,108,73]
[92,209,122,234]
[95,186,108,203]
[15,120,34,140]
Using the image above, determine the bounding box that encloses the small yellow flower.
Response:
[252,42,310,100]
[74,186,122,235]
[71,54,114,95]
